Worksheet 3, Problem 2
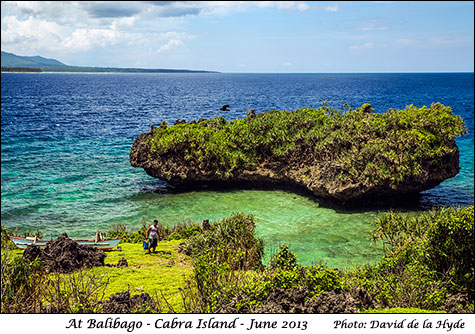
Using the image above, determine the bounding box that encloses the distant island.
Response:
[1,67,42,73]
[1,51,218,73]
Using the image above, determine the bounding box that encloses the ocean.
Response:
[1,72,473,268]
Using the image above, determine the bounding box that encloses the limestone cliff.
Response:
[130,103,466,202]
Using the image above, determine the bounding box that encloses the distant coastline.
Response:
[1,67,42,73]
[31,65,219,73]
[1,65,218,74]
[1,51,219,74]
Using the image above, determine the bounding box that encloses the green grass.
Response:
[93,241,193,312]
[7,240,193,312]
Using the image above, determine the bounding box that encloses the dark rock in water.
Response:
[130,105,465,202]
[23,234,106,273]
[220,104,230,111]
[102,291,156,313]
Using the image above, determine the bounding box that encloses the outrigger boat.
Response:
[8,234,125,251]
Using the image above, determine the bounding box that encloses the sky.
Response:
[1,1,474,73]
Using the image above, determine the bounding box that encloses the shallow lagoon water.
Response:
[2,72,473,268]
[126,189,382,268]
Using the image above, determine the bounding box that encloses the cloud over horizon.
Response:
[1,1,473,72]
[1,1,311,59]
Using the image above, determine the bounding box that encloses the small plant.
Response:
[269,244,298,270]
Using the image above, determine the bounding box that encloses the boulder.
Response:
[23,234,106,273]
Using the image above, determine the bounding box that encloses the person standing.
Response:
[146,220,159,253]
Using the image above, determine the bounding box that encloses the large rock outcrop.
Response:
[130,103,466,202]
[23,233,106,273]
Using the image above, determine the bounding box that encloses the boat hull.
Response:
[8,235,124,251]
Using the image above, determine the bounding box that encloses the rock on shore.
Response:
[130,104,465,202]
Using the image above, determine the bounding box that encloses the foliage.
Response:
[3,207,472,313]
[427,206,474,296]
[146,103,466,185]
[105,220,202,243]
[179,212,264,271]
[179,213,266,312]
[345,206,474,311]
[182,241,342,313]
[183,251,245,313]
[1,225,16,250]
[1,250,109,313]
[269,244,298,270]
[182,207,473,313]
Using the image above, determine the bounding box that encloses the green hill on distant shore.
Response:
[1,51,218,73]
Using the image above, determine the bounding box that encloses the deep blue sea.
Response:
[1,72,473,267]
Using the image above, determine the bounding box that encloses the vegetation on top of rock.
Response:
[130,103,467,201]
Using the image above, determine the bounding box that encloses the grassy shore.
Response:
[2,207,473,313]
[96,241,193,311]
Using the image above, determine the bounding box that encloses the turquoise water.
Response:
[2,72,473,268]
[1,137,384,268]
[125,189,382,269]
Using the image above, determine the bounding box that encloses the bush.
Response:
[427,207,474,298]
[179,212,264,271]
[269,244,298,270]
[182,238,343,313]
[1,249,110,313]
[346,206,474,311]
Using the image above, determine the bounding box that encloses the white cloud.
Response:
[156,39,184,54]
[395,38,417,46]
[1,15,65,53]
[324,5,339,12]
[349,42,374,51]
[1,1,312,66]
[1,1,310,55]
[264,1,310,12]
[62,28,120,52]
[110,17,137,30]
[358,23,389,31]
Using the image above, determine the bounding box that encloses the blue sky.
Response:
[1,1,473,72]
